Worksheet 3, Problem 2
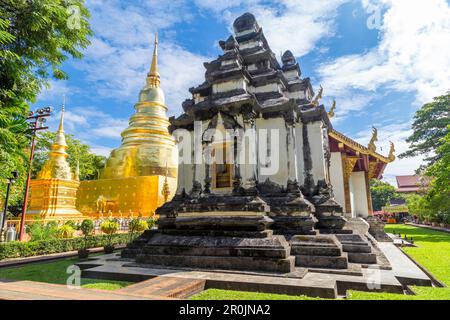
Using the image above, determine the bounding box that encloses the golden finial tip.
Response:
[147,32,160,87]
[58,96,65,133]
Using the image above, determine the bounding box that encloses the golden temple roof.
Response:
[329,129,393,163]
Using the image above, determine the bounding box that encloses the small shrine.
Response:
[27,106,83,220]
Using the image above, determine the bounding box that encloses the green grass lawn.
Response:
[192,289,323,300]
[0,257,130,291]
[1,225,449,299]
[193,225,450,300]
[347,224,450,300]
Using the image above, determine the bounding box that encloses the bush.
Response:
[129,218,149,233]
[100,220,119,235]
[80,219,94,236]
[146,216,158,229]
[26,220,59,241]
[0,233,133,260]
[56,225,75,239]
[64,220,78,230]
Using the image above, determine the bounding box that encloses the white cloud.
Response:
[45,106,128,156]
[74,0,209,116]
[90,145,113,157]
[37,80,76,104]
[196,0,349,57]
[318,0,450,116]
[316,0,450,179]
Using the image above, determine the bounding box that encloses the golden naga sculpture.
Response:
[76,34,178,217]
[368,126,378,152]
[311,85,323,107]
[388,141,396,162]
[328,99,336,118]
[27,105,83,219]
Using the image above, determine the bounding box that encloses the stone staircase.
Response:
[335,234,377,264]
[290,235,348,269]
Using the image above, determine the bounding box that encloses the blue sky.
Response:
[35,0,450,185]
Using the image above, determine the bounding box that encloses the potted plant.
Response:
[100,219,119,254]
[78,219,94,259]
[128,218,149,243]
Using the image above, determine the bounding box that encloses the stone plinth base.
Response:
[344,217,370,235]
[131,231,294,273]
[123,208,295,273]
[124,230,294,273]
[335,234,377,264]
[290,235,348,269]
[366,216,392,242]
[271,215,317,236]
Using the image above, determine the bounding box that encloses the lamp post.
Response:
[1,171,19,242]
[18,107,52,241]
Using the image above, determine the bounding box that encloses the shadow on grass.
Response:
[386,224,450,243]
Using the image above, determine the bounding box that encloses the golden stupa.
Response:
[27,105,83,219]
[76,34,178,217]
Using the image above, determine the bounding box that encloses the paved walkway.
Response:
[377,242,432,286]
[0,278,172,300]
[117,277,205,299]
[0,246,126,268]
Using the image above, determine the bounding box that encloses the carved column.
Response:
[366,161,378,216]
[203,142,212,194]
[342,154,358,215]
[287,124,298,182]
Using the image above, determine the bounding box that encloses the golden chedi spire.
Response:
[148,32,160,88]
[101,33,178,179]
[37,103,73,180]
[28,99,82,219]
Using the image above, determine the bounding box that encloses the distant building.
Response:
[396,175,431,194]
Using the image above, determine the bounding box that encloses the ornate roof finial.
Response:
[147,32,160,88]
[58,95,65,133]
[312,85,323,107]
[388,141,395,162]
[328,99,336,118]
[368,126,378,152]
[55,96,68,148]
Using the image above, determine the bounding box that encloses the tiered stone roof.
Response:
[171,12,323,129]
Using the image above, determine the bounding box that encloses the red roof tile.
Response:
[396,175,431,188]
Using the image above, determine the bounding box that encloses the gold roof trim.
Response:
[329,129,393,163]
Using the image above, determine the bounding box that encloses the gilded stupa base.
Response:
[27,179,83,221]
[76,175,177,218]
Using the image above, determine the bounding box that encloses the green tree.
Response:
[0,0,92,212]
[405,194,432,222]
[399,92,450,167]
[425,127,450,216]
[370,179,404,211]
[0,0,92,110]
[32,131,106,181]
[0,105,29,211]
